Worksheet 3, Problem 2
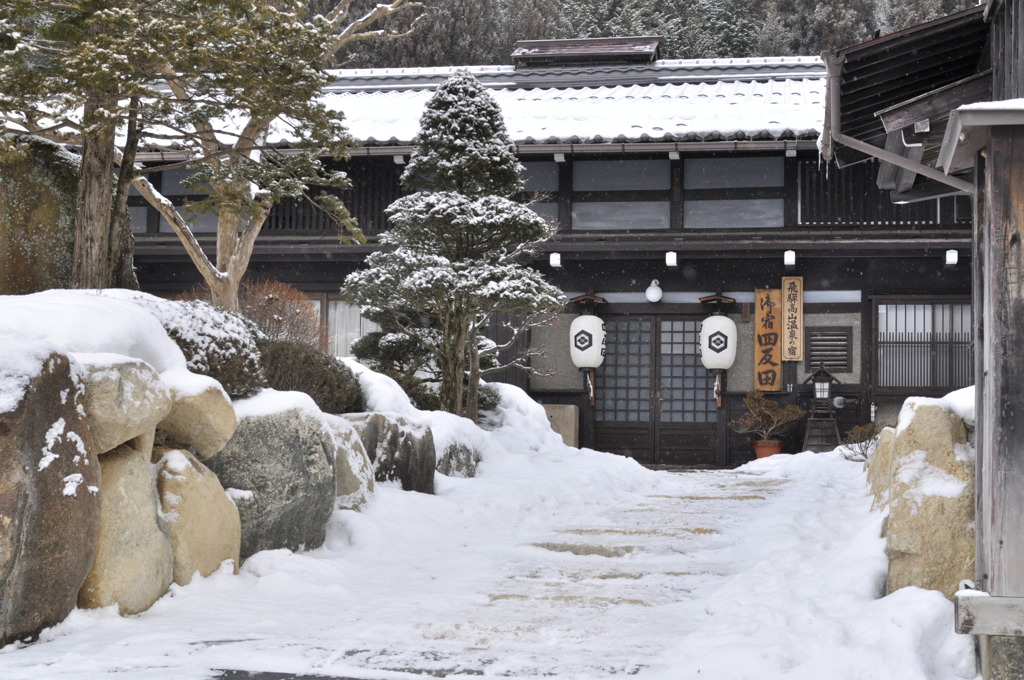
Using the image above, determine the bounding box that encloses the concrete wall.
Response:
[729,309,862,393]
[543,404,580,448]
[529,314,586,393]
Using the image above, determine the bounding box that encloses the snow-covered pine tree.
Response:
[344,70,565,420]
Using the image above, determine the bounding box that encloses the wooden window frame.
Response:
[873,297,973,395]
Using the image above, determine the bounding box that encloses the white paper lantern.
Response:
[699,315,737,371]
[569,315,606,369]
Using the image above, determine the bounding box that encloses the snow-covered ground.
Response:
[0,291,980,680]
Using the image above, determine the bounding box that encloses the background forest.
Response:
[314,0,975,67]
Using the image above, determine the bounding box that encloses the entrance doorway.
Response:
[594,316,720,465]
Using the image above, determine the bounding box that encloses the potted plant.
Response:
[728,390,806,458]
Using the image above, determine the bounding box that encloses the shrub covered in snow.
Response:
[131,297,267,398]
[179,279,324,348]
[258,339,363,414]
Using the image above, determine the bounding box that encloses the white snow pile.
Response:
[0,290,979,680]
[898,386,976,431]
[0,289,225,402]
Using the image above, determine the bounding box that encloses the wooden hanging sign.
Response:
[781,276,804,361]
[754,288,783,392]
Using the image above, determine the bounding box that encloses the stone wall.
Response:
[865,398,975,599]
[0,345,384,643]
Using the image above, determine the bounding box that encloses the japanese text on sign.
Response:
[781,276,803,361]
[754,288,783,391]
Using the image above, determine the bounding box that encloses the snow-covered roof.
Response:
[320,57,825,148]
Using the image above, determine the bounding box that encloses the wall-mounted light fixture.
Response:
[645,279,663,303]
[549,252,562,268]
[665,251,678,268]
[393,154,406,165]
[784,249,796,270]
[945,249,959,269]
[553,153,566,163]
[668,151,680,160]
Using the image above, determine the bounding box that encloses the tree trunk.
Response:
[71,102,116,289]
[466,328,480,422]
[108,205,139,290]
[109,99,141,290]
[438,311,468,416]
[209,275,241,311]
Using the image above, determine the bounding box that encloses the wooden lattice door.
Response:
[595,316,719,465]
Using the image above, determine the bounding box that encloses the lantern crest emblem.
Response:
[708,330,729,353]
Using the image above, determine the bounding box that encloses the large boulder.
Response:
[76,355,172,454]
[155,448,242,585]
[205,404,336,559]
[874,400,974,599]
[79,442,174,615]
[0,137,77,295]
[0,345,100,647]
[343,413,436,494]
[865,426,898,508]
[322,415,374,510]
[437,443,482,479]
[157,380,237,460]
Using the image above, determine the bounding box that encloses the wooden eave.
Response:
[821,5,989,200]
[875,71,992,134]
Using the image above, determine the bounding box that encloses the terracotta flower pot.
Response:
[754,440,783,458]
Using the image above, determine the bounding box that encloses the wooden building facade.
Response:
[822,2,1024,673]
[133,40,974,468]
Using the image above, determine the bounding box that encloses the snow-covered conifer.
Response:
[345,71,564,420]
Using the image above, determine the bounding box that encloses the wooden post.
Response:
[977,125,1024,678]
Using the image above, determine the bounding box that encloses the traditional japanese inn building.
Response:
[132,35,974,467]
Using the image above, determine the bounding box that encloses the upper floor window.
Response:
[571,159,671,231]
[683,156,785,229]
[522,161,560,226]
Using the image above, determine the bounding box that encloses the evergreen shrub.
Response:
[133,296,267,398]
[258,339,364,414]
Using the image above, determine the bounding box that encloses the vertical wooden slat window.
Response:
[877,302,972,390]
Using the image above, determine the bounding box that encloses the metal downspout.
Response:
[824,56,975,195]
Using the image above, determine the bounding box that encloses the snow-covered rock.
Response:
[206,392,336,559]
[79,442,174,616]
[155,448,242,586]
[0,344,100,647]
[76,354,172,454]
[343,412,436,494]
[866,394,975,599]
[157,377,237,460]
[321,414,375,509]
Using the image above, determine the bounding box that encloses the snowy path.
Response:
[0,450,977,680]
[330,473,789,678]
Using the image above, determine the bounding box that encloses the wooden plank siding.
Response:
[797,158,968,226]
[265,157,403,237]
[992,0,1024,101]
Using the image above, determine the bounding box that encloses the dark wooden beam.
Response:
[876,70,992,134]
[889,177,972,203]
[978,125,1024,601]
[894,143,925,193]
